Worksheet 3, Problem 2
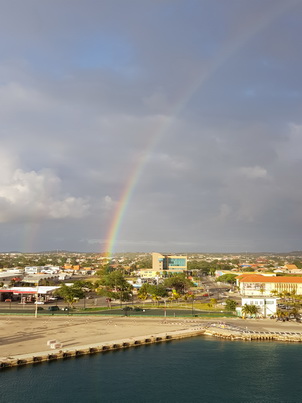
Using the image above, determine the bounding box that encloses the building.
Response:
[0,286,60,303]
[136,269,161,279]
[237,274,302,296]
[236,297,277,318]
[24,266,44,275]
[152,253,187,274]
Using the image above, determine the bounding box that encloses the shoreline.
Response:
[2,315,302,370]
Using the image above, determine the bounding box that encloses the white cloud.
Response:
[0,152,89,222]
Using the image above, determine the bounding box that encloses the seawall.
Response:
[0,326,205,371]
[204,322,302,342]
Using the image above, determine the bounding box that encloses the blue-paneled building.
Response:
[152,253,187,273]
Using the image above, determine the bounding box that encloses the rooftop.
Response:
[237,274,302,284]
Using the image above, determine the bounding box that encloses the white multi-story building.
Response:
[237,274,302,296]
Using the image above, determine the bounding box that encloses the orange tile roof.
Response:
[285,264,298,270]
[237,274,302,284]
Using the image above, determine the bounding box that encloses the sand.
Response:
[0,315,199,360]
[1,315,302,361]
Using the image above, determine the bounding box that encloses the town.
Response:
[1,250,302,321]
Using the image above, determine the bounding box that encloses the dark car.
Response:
[48,306,60,311]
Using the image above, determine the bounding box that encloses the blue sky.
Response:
[0,0,302,253]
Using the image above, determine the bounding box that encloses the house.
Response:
[236,296,277,317]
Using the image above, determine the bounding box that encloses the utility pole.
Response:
[35,281,39,318]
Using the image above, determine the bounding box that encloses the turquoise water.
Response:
[1,336,302,403]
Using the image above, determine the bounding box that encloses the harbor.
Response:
[2,315,302,370]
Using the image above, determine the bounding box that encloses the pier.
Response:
[0,326,205,370]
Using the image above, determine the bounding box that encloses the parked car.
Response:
[4,299,12,302]
[48,306,60,311]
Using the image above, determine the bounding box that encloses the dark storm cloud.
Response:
[0,0,301,252]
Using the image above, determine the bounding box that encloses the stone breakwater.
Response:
[0,325,205,371]
[204,322,302,342]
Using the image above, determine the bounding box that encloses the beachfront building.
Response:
[152,253,187,275]
[237,274,302,296]
[236,297,278,318]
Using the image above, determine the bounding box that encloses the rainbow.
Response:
[103,0,300,255]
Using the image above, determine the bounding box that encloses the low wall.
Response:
[204,324,302,342]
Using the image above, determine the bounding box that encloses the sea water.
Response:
[1,336,301,403]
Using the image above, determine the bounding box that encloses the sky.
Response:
[0,0,302,254]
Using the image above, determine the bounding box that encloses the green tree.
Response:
[215,274,237,284]
[98,270,133,301]
[163,274,193,294]
[54,284,84,308]
[225,299,238,311]
[73,280,94,291]
[136,256,152,269]
[138,283,168,297]
[137,292,148,304]
[210,298,217,307]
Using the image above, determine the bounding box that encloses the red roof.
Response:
[237,274,302,284]
[0,289,36,294]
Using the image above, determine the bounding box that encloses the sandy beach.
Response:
[1,315,302,361]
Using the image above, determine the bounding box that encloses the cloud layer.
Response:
[0,0,302,252]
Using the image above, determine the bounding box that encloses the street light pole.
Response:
[35,282,39,318]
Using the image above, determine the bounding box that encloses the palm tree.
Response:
[152,294,161,306]
[241,304,251,318]
[241,304,260,318]
[270,289,278,297]
[283,291,291,302]
[137,292,148,306]
[290,290,297,303]
[259,283,265,296]
[171,292,181,304]
[276,309,288,321]
[248,304,260,317]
